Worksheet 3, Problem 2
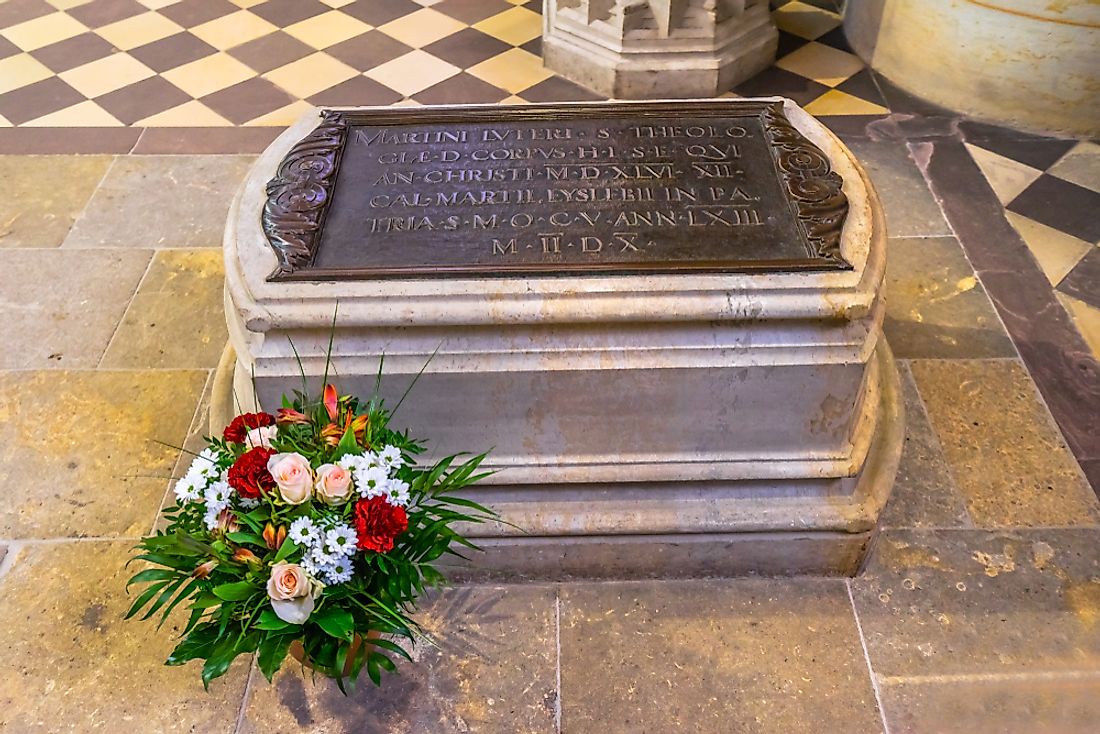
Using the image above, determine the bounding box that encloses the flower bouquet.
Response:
[126,382,493,690]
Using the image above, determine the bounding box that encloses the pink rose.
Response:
[266,452,313,505]
[244,425,277,449]
[266,562,322,624]
[314,463,353,505]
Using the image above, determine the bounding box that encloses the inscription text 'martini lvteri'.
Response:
[261,103,850,280]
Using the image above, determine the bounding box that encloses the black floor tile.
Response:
[1058,250,1100,309]
[1008,174,1100,243]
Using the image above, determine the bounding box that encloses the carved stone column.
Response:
[543,0,777,98]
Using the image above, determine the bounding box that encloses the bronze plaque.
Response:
[263,101,850,281]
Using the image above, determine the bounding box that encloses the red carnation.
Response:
[353,496,408,553]
[223,412,275,443]
[228,447,276,499]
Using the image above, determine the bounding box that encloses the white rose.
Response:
[267,452,313,505]
[244,425,277,449]
[314,463,353,505]
[266,562,323,624]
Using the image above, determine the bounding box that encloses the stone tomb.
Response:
[221,99,903,578]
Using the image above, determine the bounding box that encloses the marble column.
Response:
[543,0,777,98]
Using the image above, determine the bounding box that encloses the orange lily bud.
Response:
[262,522,278,549]
[349,414,369,442]
[276,525,287,548]
[215,509,239,536]
[232,548,262,567]
[276,408,309,425]
[192,560,217,579]
[320,422,343,446]
[323,384,339,420]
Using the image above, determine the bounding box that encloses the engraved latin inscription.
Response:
[262,104,849,279]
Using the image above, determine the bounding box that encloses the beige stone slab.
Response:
[0,541,248,732]
[1006,211,1092,286]
[0,155,112,248]
[0,248,151,369]
[63,155,254,249]
[1048,141,1100,194]
[848,140,952,237]
[101,249,228,369]
[964,143,1043,206]
[850,528,1100,678]
[238,585,558,734]
[910,359,1100,527]
[0,369,207,538]
[885,236,1016,359]
[1058,292,1100,359]
[880,676,1100,734]
[559,579,883,733]
[880,363,971,529]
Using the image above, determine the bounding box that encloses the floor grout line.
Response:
[847,579,891,734]
[0,537,143,545]
[93,247,157,369]
[61,154,118,250]
[555,588,562,734]
[233,659,257,734]
[0,541,25,583]
[880,670,1100,686]
[150,368,216,536]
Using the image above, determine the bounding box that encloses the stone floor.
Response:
[1,1,1099,733]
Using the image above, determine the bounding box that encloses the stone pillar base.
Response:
[211,338,904,580]
[543,0,778,98]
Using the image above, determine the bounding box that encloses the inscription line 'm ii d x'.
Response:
[261,101,850,281]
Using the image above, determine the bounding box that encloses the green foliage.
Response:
[126,381,495,693]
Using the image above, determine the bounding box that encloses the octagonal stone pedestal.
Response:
[543,0,778,98]
[217,98,903,580]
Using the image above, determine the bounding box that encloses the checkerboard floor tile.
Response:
[0,0,1089,369]
[0,0,889,128]
[968,136,1100,363]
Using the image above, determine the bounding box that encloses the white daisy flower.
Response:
[378,445,404,472]
[384,477,410,507]
[301,555,322,577]
[204,481,231,511]
[202,504,223,530]
[187,448,221,481]
[324,557,354,585]
[173,475,203,503]
[355,465,389,498]
[288,517,319,545]
[337,452,367,473]
[325,525,358,556]
[308,545,336,569]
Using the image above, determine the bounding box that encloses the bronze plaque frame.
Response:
[261,101,850,281]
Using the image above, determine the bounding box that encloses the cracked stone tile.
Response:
[880,363,971,529]
[910,359,1100,527]
[560,578,882,733]
[0,155,112,248]
[62,155,254,249]
[239,584,557,734]
[851,528,1100,679]
[884,236,1016,359]
[100,249,228,369]
[0,369,207,538]
[0,541,248,732]
[0,248,151,369]
[848,140,952,237]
